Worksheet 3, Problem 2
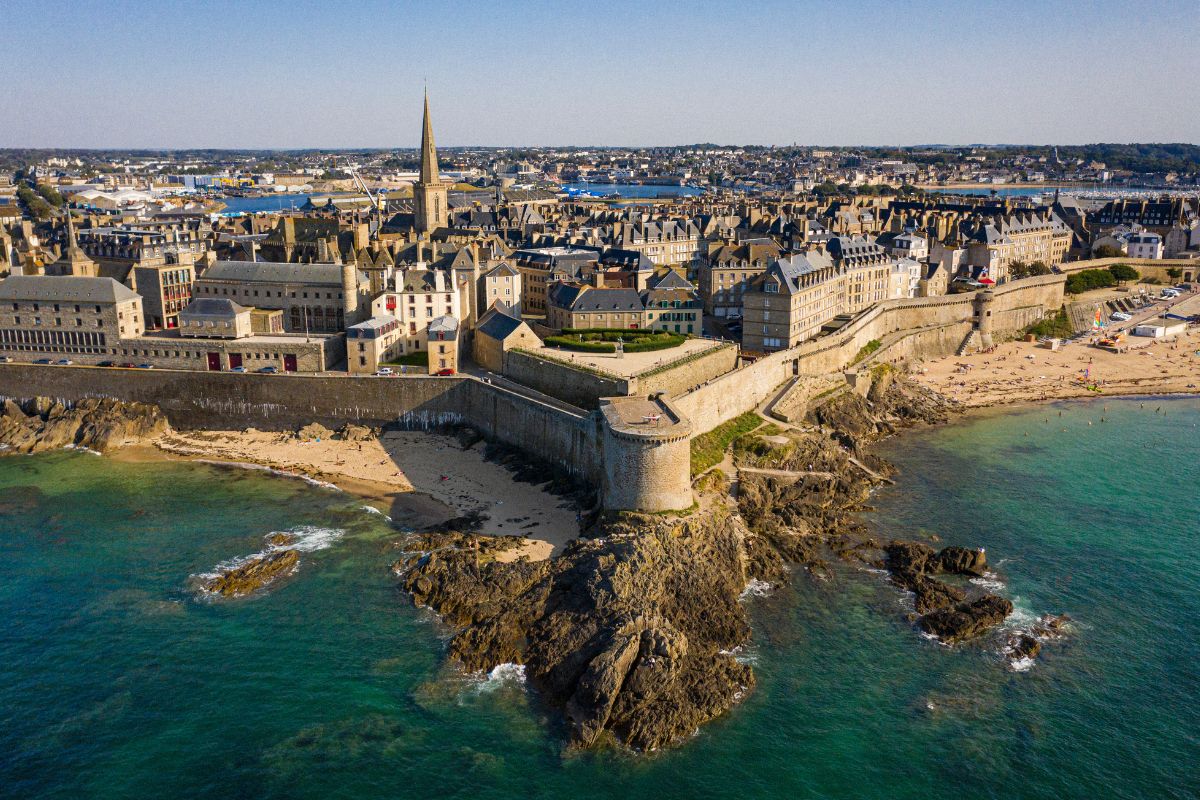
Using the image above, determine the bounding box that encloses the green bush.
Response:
[1026,309,1074,338]
[1108,264,1139,283]
[850,338,882,365]
[1065,269,1117,294]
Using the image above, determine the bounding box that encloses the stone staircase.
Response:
[955,329,978,356]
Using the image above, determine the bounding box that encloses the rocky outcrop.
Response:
[199,549,300,598]
[395,507,754,751]
[919,595,1014,642]
[392,376,1044,752]
[0,397,169,453]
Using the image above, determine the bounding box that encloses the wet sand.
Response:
[117,428,580,559]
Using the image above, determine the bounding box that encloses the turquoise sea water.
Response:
[1,400,1198,799]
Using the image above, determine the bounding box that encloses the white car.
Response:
[1110,312,1132,322]
[374,367,395,377]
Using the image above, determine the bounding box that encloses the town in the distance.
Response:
[1,95,1198,406]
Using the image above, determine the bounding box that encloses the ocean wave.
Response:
[189,525,345,595]
[719,645,758,665]
[969,571,1007,592]
[63,444,102,456]
[195,459,343,492]
[465,662,527,695]
[360,505,392,522]
[739,578,773,600]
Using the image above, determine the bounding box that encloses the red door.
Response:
[229,353,243,369]
[283,354,298,373]
[207,352,221,371]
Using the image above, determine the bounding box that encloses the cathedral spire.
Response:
[419,89,440,185]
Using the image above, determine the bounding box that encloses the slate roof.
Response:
[0,275,140,304]
[201,260,365,287]
[180,298,247,318]
[476,308,526,341]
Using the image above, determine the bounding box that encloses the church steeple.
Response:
[413,90,448,235]
[419,89,441,185]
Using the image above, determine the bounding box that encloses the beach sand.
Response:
[121,428,579,560]
[912,329,1200,408]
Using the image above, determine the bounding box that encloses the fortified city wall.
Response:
[502,343,737,410]
[0,276,1066,513]
[674,275,1065,435]
[0,365,602,485]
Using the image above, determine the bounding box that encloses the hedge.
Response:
[545,328,687,353]
[543,336,615,353]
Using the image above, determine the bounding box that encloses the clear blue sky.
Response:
[2,0,1197,148]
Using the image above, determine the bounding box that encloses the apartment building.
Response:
[0,275,143,360]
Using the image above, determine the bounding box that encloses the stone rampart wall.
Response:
[0,365,602,481]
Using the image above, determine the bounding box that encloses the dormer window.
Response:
[764,282,779,293]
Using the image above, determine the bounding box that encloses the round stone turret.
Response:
[599,393,693,512]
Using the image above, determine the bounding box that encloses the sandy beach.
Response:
[126,427,580,561]
[912,329,1200,408]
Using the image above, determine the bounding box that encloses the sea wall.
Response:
[0,365,602,481]
[676,276,1064,435]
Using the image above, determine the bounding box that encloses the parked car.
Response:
[230,366,247,373]
[256,366,278,374]
[1110,312,1132,322]
[33,358,52,364]
[434,368,456,376]
[0,356,12,363]
[54,359,73,366]
[119,362,136,368]
[97,361,114,367]
[375,367,395,377]
[135,363,154,369]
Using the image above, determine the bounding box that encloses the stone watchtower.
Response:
[342,260,360,323]
[973,288,996,349]
[598,394,694,512]
[413,91,448,235]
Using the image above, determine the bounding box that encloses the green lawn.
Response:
[690,411,763,477]
[384,350,428,368]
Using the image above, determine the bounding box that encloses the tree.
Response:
[1166,268,1183,281]
[1092,244,1124,259]
[1108,264,1139,284]
[1028,261,1051,276]
[15,184,52,221]
[1008,260,1031,279]
[35,183,65,207]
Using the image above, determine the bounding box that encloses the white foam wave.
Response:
[468,662,527,694]
[360,505,392,521]
[63,444,102,456]
[195,459,343,492]
[189,525,345,595]
[1007,656,1036,672]
[969,571,1006,592]
[719,645,759,665]
[739,578,773,600]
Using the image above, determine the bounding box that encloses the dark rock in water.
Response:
[396,508,754,752]
[1008,633,1042,661]
[918,595,1013,642]
[910,575,967,613]
[265,532,298,547]
[201,549,299,598]
[0,397,168,454]
[934,546,987,577]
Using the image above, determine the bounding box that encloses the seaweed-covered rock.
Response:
[200,550,300,598]
[0,397,168,453]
